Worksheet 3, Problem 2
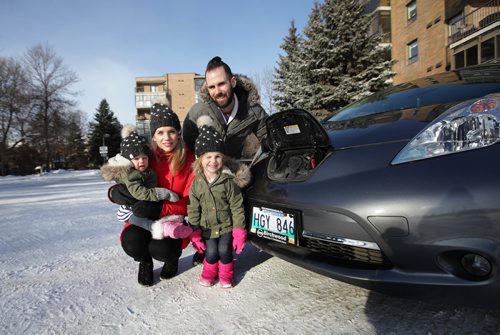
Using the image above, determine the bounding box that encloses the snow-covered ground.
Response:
[1,170,499,334]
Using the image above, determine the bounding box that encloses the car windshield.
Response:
[326,82,500,122]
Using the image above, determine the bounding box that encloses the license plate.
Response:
[250,206,296,245]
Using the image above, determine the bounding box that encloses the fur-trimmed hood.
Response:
[198,74,261,107]
[100,154,132,182]
[222,157,252,189]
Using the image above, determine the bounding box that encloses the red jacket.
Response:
[149,146,195,217]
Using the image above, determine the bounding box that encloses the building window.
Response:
[407,1,417,22]
[497,35,500,60]
[150,85,158,93]
[380,10,391,43]
[454,51,465,69]
[466,45,478,66]
[454,34,499,69]
[408,40,418,64]
[136,121,150,138]
[481,37,495,63]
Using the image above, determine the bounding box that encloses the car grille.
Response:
[301,237,391,267]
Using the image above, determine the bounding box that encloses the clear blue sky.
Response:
[0,0,317,125]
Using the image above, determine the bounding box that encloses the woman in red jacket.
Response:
[112,103,195,286]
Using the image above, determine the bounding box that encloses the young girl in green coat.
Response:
[188,116,250,288]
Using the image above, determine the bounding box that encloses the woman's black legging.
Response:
[121,224,182,265]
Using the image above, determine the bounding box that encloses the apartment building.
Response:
[368,0,499,84]
[134,73,205,137]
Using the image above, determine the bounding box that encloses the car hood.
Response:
[266,104,452,152]
[322,103,451,150]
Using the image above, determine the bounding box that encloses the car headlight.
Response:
[392,93,500,164]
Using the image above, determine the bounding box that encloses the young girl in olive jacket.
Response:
[188,116,250,288]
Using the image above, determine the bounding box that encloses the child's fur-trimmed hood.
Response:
[221,157,252,189]
[100,154,132,182]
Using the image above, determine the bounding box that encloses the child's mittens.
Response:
[232,228,247,254]
[189,229,206,253]
[154,187,179,202]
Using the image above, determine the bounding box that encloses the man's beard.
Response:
[212,87,234,109]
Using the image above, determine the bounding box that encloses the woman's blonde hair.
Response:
[151,132,187,176]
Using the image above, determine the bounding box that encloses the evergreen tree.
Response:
[87,99,122,166]
[309,0,394,111]
[48,107,86,169]
[276,0,394,116]
[61,111,88,169]
[273,20,306,111]
[299,2,325,112]
[49,107,66,169]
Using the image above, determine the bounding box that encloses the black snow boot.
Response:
[192,251,205,266]
[160,260,178,279]
[138,261,154,286]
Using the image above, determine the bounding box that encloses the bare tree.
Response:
[251,67,276,115]
[260,67,276,115]
[23,44,78,170]
[0,56,31,175]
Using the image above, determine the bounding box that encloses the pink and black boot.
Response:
[200,259,218,287]
[164,221,193,239]
[218,261,234,289]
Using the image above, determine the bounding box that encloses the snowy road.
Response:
[0,170,498,334]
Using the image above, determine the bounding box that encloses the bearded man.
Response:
[183,56,268,160]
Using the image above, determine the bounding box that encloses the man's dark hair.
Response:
[205,56,233,77]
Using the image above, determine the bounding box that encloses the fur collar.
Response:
[222,157,252,189]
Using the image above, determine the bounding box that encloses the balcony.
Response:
[449,0,500,45]
[135,92,168,109]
